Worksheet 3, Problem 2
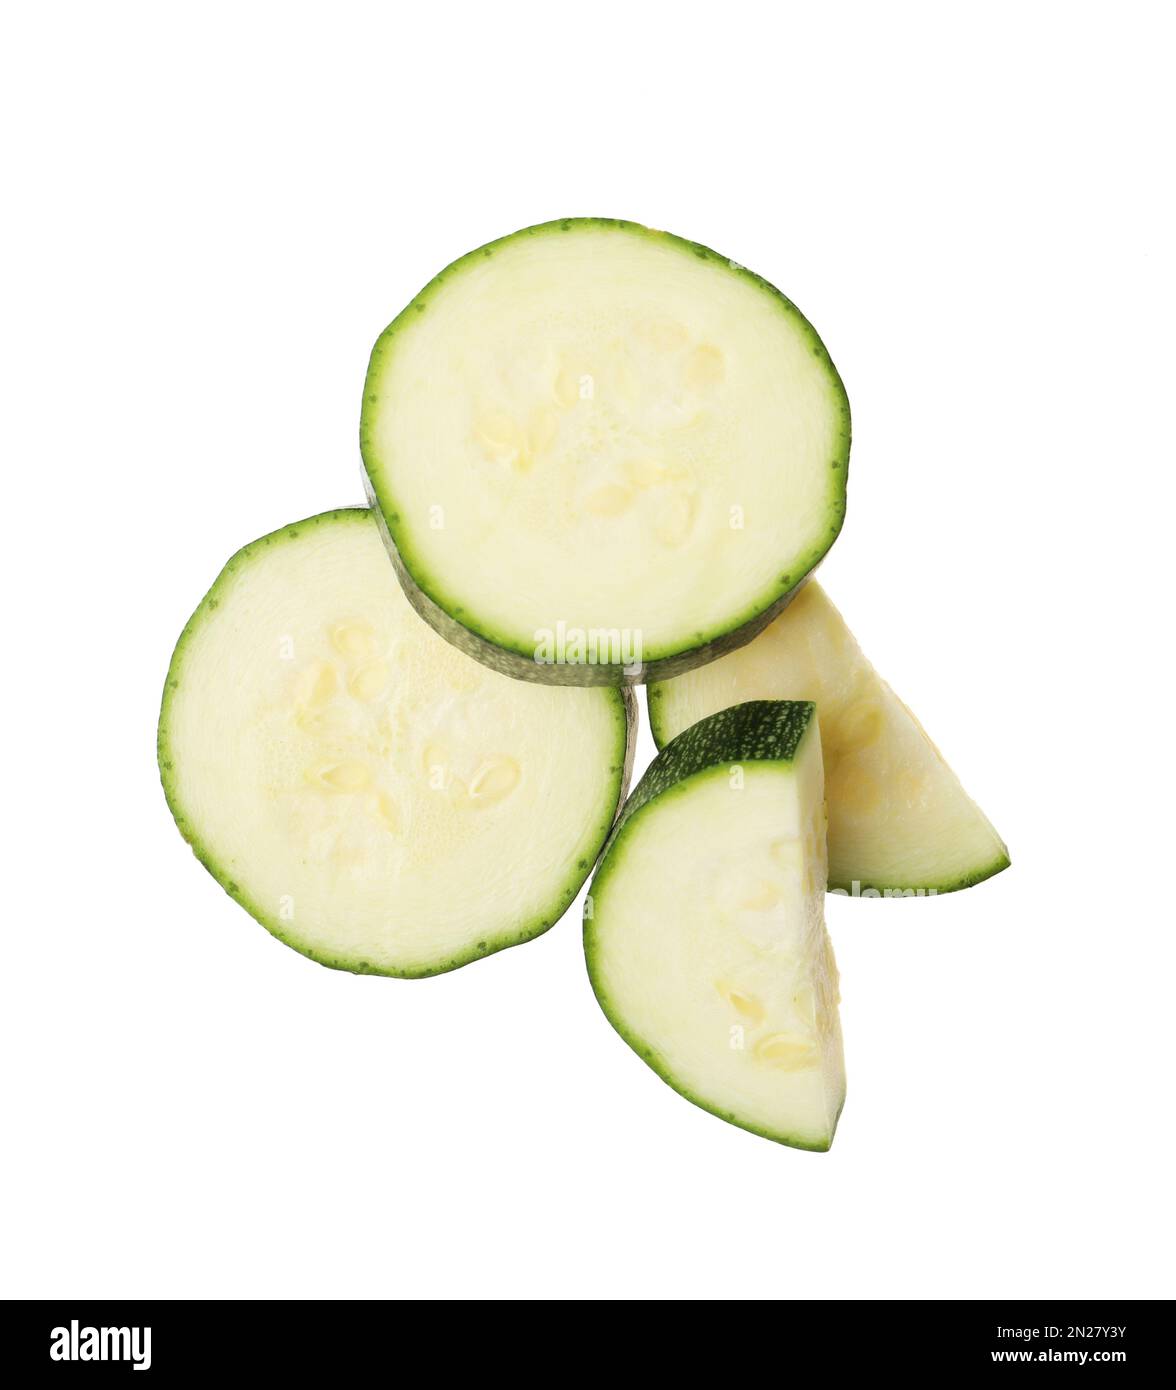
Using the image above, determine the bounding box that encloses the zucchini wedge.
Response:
[585,701,845,1150]
[648,582,1008,895]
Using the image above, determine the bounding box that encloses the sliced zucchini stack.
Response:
[361,218,850,684]
[158,509,633,976]
[585,702,845,1150]
[648,582,1008,895]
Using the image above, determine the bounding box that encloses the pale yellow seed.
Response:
[554,365,581,409]
[468,756,520,807]
[474,410,519,453]
[608,349,639,405]
[423,741,448,774]
[349,660,390,703]
[625,457,668,489]
[716,981,766,1026]
[808,802,829,889]
[770,836,802,868]
[446,775,470,806]
[316,762,372,793]
[584,482,634,517]
[527,406,560,455]
[684,343,725,390]
[369,791,400,833]
[898,770,926,805]
[653,490,695,546]
[834,699,884,754]
[294,660,337,710]
[740,880,782,910]
[331,622,379,660]
[825,936,842,1007]
[792,983,817,1027]
[754,1033,816,1069]
[443,664,482,695]
[638,318,689,353]
[830,761,882,815]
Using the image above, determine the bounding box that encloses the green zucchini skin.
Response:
[585,701,842,1150]
[600,699,817,855]
[158,508,637,977]
[360,218,850,687]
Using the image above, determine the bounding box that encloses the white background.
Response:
[3,2,1173,1300]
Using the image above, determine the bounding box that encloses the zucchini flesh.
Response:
[586,702,845,1150]
[158,509,632,976]
[361,218,849,684]
[648,582,1008,894]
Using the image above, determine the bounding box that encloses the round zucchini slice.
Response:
[361,218,850,685]
[159,509,633,976]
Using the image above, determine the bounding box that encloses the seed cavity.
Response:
[754,1033,816,1070]
[349,660,390,703]
[468,756,520,807]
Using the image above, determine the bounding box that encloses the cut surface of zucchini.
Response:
[159,509,633,976]
[648,582,1008,894]
[361,218,850,684]
[585,701,845,1150]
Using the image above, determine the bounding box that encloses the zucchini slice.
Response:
[585,702,845,1151]
[361,218,849,685]
[159,509,633,976]
[648,582,1008,895]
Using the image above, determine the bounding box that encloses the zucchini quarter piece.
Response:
[360,218,850,685]
[585,701,845,1150]
[648,582,1009,895]
[158,509,633,976]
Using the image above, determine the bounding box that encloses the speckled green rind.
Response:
[603,699,816,856]
[360,217,850,687]
[157,508,636,979]
[646,686,1010,897]
[646,682,678,749]
[585,700,837,1151]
